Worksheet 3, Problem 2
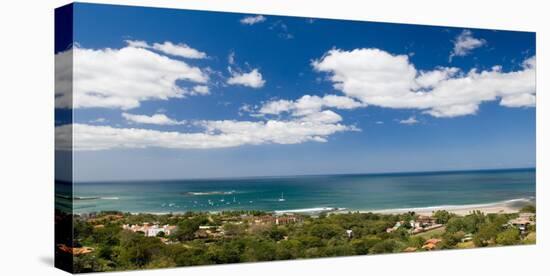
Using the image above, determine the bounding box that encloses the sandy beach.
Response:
[361,197,535,216]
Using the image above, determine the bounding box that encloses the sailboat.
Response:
[278,192,286,202]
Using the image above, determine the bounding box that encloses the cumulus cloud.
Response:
[499,93,536,107]
[449,30,486,61]
[55,44,209,110]
[124,40,150,48]
[298,110,343,124]
[240,15,266,25]
[191,85,210,95]
[416,67,459,88]
[125,40,207,59]
[399,116,419,125]
[258,94,365,116]
[312,48,535,118]
[122,113,185,125]
[227,68,266,88]
[56,115,355,151]
[54,49,73,109]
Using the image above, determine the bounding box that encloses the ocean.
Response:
[70,168,536,214]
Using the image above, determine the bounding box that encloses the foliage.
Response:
[369,239,403,254]
[223,223,246,237]
[72,209,534,273]
[432,210,454,224]
[408,236,426,248]
[496,228,520,245]
[171,217,203,241]
[519,204,536,213]
[118,231,165,267]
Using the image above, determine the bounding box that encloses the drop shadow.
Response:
[38,255,54,267]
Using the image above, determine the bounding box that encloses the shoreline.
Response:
[73,197,535,216]
[353,197,535,216]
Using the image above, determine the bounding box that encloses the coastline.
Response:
[74,197,535,216]
[73,168,535,216]
[354,197,535,216]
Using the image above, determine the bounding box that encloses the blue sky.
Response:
[55,3,536,181]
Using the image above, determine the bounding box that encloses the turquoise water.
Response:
[72,168,535,214]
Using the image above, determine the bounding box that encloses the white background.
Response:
[0,0,548,275]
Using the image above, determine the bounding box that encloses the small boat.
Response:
[278,192,286,202]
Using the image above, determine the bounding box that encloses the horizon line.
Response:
[70,166,536,184]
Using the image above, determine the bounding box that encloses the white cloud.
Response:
[227,69,266,88]
[298,110,343,124]
[258,94,365,116]
[125,40,149,48]
[239,104,254,113]
[270,20,294,40]
[192,85,210,95]
[399,116,419,125]
[122,112,185,125]
[240,15,266,25]
[238,104,259,116]
[375,121,384,125]
[312,48,535,118]
[54,49,73,109]
[56,115,355,151]
[449,30,486,61]
[424,103,479,118]
[125,40,207,59]
[416,67,459,88]
[259,99,294,115]
[55,45,209,110]
[499,93,536,107]
[228,51,236,65]
[89,118,107,123]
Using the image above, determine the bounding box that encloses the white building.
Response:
[123,224,176,237]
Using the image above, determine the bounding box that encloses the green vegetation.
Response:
[496,228,521,245]
[414,226,445,239]
[432,210,455,224]
[67,209,535,273]
[520,204,536,213]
